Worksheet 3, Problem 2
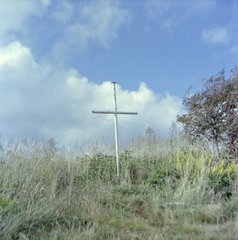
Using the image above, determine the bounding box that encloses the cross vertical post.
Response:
[92,82,138,181]
[112,82,120,178]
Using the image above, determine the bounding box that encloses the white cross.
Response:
[92,82,138,180]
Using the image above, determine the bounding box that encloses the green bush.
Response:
[148,168,181,188]
[88,153,117,182]
[208,172,232,199]
[207,160,237,199]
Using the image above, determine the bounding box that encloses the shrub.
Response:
[87,153,117,182]
[148,168,181,189]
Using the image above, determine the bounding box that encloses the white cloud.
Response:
[0,42,32,67]
[77,0,131,47]
[0,42,183,144]
[0,1,34,33]
[0,0,131,62]
[41,0,51,6]
[149,0,216,15]
[229,45,238,55]
[0,1,48,43]
[52,1,74,23]
[202,26,230,44]
[147,0,216,28]
[52,0,131,55]
[188,0,216,12]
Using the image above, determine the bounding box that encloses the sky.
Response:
[0,0,237,145]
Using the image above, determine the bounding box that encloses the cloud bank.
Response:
[0,42,183,144]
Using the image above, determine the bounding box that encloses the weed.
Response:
[0,137,237,239]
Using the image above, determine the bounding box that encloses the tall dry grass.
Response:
[0,137,237,239]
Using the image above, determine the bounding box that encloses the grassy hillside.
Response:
[0,137,237,239]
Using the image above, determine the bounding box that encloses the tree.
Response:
[177,67,238,159]
[225,67,238,157]
[146,127,155,139]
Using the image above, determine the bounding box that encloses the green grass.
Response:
[0,137,237,239]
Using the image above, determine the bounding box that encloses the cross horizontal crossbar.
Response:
[92,110,138,115]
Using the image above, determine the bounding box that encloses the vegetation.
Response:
[0,137,238,240]
[177,67,238,159]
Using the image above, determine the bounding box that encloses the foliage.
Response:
[208,160,238,199]
[149,147,238,200]
[148,168,181,188]
[0,138,238,239]
[87,153,117,182]
[177,66,238,158]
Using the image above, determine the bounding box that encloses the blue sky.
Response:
[0,0,237,144]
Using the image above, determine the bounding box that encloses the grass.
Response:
[0,137,237,239]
